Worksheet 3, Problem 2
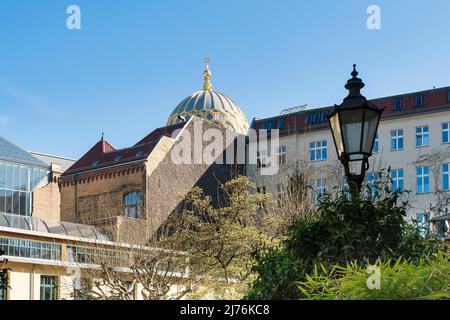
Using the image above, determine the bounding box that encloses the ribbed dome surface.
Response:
[167,60,249,134]
[167,89,249,134]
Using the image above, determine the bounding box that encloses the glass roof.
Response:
[0,136,48,167]
[0,213,109,241]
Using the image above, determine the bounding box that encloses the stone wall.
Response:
[32,181,61,222]
[145,117,245,235]
[59,117,246,241]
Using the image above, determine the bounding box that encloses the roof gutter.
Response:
[62,158,147,179]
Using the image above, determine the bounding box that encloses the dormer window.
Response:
[306,111,328,125]
[415,94,424,108]
[114,155,122,162]
[393,97,403,111]
[135,151,144,158]
[123,191,142,219]
[92,160,100,167]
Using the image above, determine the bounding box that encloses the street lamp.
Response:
[328,65,384,195]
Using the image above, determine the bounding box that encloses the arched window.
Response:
[123,191,142,219]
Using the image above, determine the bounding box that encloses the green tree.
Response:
[247,182,445,300]
[174,175,273,298]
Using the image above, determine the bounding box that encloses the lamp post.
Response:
[328,65,384,196]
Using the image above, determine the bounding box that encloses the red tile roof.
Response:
[251,86,450,134]
[134,122,186,146]
[62,122,187,176]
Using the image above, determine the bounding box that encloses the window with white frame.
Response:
[313,179,326,203]
[276,183,285,206]
[366,172,381,196]
[416,166,430,193]
[391,129,404,151]
[342,179,350,199]
[442,122,450,144]
[416,213,430,237]
[372,133,379,153]
[257,150,267,169]
[416,126,429,147]
[309,141,327,161]
[443,164,449,191]
[391,169,404,192]
[278,146,287,167]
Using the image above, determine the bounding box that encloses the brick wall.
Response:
[60,167,146,225]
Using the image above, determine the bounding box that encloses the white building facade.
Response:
[247,86,450,238]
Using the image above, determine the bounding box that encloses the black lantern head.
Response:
[328,65,384,178]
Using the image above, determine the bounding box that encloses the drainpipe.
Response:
[73,175,78,223]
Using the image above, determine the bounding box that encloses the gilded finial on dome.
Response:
[203,57,212,91]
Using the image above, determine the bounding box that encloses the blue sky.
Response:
[0,0,449,159]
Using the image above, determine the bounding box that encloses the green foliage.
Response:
[246,186,446,300]
[173,175,273,298]
[285,188,439,264]
[247,247,309,300]
[298,252,450,300]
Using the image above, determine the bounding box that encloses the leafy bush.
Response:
[246,186,445,300]
[298,252,449,300]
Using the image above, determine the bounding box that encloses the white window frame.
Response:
[391,169,404,192]
[313,178,326,203]
[442,122,450,144]
[391,129,404,151]
[278,146,287,167]
[366,172,381,196]
[416,166,430,194]
[416,126,429,147]
[257,150,267,169]
[372,133,379,153]
[443,163,449,191]
[310,141,327,161]
[276,183,286,206]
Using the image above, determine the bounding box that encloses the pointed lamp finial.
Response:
[203,57,212,91]
[345,64,365,95]
[101,131,104,141]
[351,64,358,78]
